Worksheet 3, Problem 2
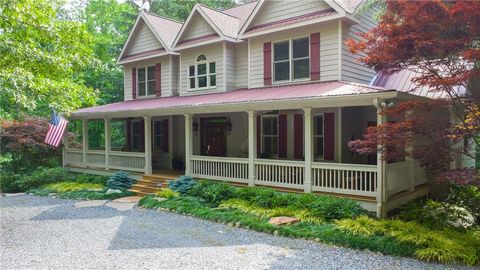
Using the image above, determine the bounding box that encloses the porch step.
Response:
[129,174,175,196]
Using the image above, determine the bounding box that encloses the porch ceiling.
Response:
[72,81,399,118]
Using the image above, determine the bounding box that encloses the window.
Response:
[137,66,156,97]
[262,116,278,157]
[273,37,310,83]
[131,120,143,150]
[153,120,164,150]
[189,54,216,90]
[313,115,324,159]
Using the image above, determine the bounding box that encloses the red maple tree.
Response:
[347,0,480,185]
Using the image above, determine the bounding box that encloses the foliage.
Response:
[41,181,103,193]
[169,176,197,195]
[346,0,480,184]
[29,186,133,200]
[155,188,179,198]
[337,216,480,265]
[72,173,109,186]
[308,195,368,221]
[188,181,236,206]
[1,167,69,193]
[0,0,97,119]
[106,171,134,190]
[446,185,480,221]
[149,0,236,21]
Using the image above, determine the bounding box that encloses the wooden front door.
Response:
[200,118,226,156]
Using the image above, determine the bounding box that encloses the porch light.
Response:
[192,121,199,132]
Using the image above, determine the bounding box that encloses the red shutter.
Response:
[139,120,145,150]
[125,119,132,151]
[294,114,303,159]
[324,113,335,161]
[310,33,320,81]
[263,42,272,86]
[278,114,287,158]
[257,115,261,157]
[132,68,137,99]
[162,119,169,152]
[155,63,161,97]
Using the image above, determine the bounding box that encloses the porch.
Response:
[64,81,429,217]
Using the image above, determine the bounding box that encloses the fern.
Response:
[336,216,382,237]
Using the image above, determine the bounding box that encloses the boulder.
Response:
[105,188,122,194]
[268,216,300,226]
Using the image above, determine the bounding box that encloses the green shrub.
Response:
[188,181,236,206]
[308,196,367,221]
[447,185,480,223]
[7,167,69,192]
[0,172,21,193]
[106,171,134,190]
[155,188,179,198]
[169,175,197,194]
[42,181,104,193]
[73,173,109,185]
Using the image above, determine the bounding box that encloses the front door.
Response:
[200,118,226,156]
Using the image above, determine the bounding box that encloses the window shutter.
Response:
[310,33,320,81]
[162,119,169,152]
[125,120,132,151]
[263,42,272,86]
[257,115,261,157]
[155,63,161,97]
[139,120,145,150]
[294,114,303,159]
[132,68,137,99]
[324,112,335,161]
[278,114,287,158]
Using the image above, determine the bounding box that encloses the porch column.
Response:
[82,119,87,165]
[303,108,313,193]
[104,117,111,170]
[374,99,387,218]
[247,111,256,187]
[144,116,152,174]
[184,114,192,175]
[405,110,415,192]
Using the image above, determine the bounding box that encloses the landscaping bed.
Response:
[139,177,480,266]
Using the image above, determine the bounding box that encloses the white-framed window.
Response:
[189,54,216,90]
[131,120,143,150]
[153,120,164,150]
[273,36,310,83]
[137,66,156,97]
[313,114,324,160]
[261,115,278,157]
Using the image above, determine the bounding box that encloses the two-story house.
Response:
[64,0,438,217]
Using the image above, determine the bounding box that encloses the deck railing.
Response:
[254,159,305,189]
[65,149,83,166]
[190,155,249,183]
[85,150,106,166]
[109,151,145,172]
[311,162,378,197]
[386,161,412,197]
[65,149,146,173]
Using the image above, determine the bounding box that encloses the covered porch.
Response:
[64,81,429,216]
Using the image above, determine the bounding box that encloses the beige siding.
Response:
[234,42,248,89]
[170,55,180,96]
[180,43,224,96]
[341,7,378,84]
[249,22,339,88]
[251,0,331,28]
[224,42,236,91]
[182,13,217,41]
[123,55,172,100]
[125,20,163,56]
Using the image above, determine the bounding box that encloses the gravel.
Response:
[0,195,474,270]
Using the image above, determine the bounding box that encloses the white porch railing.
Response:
[190,155,249,183]
[65,149,83,166]
[85,150,106,166]
[109,151,146,172]
[386,161,412,197]
[254,159,305,189]
[312,162,378,197]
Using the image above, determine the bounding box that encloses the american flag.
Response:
[44,110,68,147]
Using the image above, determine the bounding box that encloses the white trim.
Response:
[338,19,343,81]
[117,51,172,65]
[187,53,217,91]
[247,38,251,89]
[136,65,157,97]
[223,41,227,91]
[169,55,173,96]
[272,36,311,84]
[312,113,325,161]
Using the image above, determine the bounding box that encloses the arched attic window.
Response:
[189,54,216,90]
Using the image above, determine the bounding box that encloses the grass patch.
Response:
[28,181,133,200]
[42,181,104,193]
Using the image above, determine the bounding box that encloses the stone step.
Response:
[130,184,160,193]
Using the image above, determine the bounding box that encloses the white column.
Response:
[247,111,256,187]
[405,109,415,192]
[374,99,387,218]
[303,108,312,193]
[104,118,111,170]
[184,114,192,175]
[82,119,87,165]
[144,116,152,175]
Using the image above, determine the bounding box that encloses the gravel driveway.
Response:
[0,195,474,270]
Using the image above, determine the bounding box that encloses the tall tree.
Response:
[347,0,480,185]
[0,0,97,119]
[149,0,236,21]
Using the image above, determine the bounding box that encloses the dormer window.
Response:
[273,37,310,83]
[189,54,216,90]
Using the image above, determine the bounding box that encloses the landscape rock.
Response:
[74,200,108,208]
[105,189,122,194]
[112,196,142,203]
[268,216,300,226]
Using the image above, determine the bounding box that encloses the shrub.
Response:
[73,173,109,185]
[234,187,291,208]
[169,175,197,194]
[155,188,179,198]
[106,171,134,190]
[188,181,236,206]
[308,196,367,221]
[42,181,104,193]
[447,185,480,223]
[7,167,69,192]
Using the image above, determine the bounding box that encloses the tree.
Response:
[0,0,97,119]
[149,0,236,21]
[347,0,480,185]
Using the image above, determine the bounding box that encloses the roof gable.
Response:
[181,12,218,42]
[124,20,163,56]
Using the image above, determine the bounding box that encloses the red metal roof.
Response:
[74,81,391,116]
